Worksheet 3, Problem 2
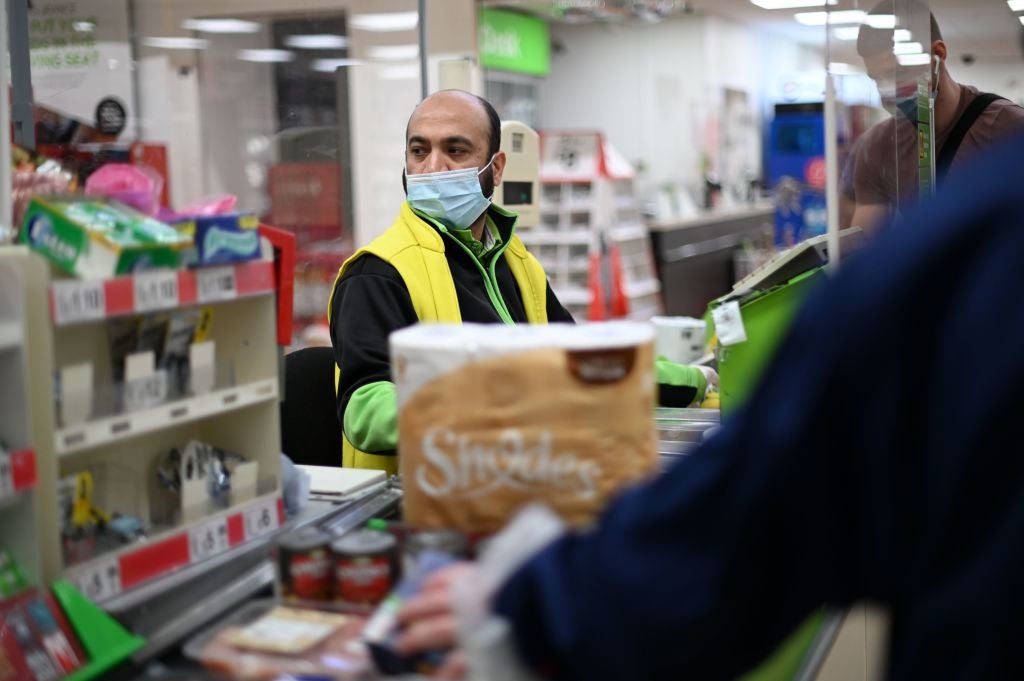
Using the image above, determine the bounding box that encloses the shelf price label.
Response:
[71,556,122,603]
[0,451,13,497]
[123,371,169,412]
[52,280,106,325]
[197,266,238,303]
[189,517,231,563]
[133,270,180,312]
[244,501,278,541]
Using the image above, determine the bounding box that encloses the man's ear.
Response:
[932,39,947,63]
[491,151,507,187]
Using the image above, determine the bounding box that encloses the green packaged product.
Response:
[0,549,28,597]
[20,196,191,278]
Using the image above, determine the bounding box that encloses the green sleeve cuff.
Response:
[343,381,398,453]
[655,356,708,404]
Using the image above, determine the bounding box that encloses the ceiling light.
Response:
[348,11,418,32]
[285,34,348,50]
[897,52,930,66]
[379,63,420,80]
[892,41,923,55]
[1020,15,1024,25]
[832,26,860,40]
[893,29,912,42]
[312,58,365,73]
[750,0,836,8]
[795,10,866,25]
[864,14,897,29]
[1009,0,1024,11]
[366,44,420,61]
[182,18,261,34]
[238,49,294,63]
[142,36,210,50]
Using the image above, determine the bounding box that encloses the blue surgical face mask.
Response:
[405,155,495,230]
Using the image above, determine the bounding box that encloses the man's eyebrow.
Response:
[442,135,475,147]
[407,135,429,146]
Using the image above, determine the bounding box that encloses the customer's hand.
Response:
[396,562,477,678]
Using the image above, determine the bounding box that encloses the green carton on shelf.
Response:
[20,196,191,279]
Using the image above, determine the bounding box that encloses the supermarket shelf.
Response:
[64,493,284,606]
[0,320,23,351]
[55,378,280,456]
[49,259,275,327]
[609,224,649,242]
[0,448,38,502]
[624,278,662,298]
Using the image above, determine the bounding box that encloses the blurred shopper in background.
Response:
[396,131,1024,680]
[849,0,1024,234]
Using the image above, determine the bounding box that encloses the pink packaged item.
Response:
[85,164,164,216]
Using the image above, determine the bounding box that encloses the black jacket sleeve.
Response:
[493,132,1024,680]
[329,255,417,429]
[545,283,576,323]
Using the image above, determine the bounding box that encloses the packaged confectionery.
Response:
[391,322,658,534]
[173,212,262,266]
[20,196,189,278]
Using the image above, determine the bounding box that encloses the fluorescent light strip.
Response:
[285,34,348,50]
[367,44,420,61]
[751,0,835,8]
[795,10,866,25]
[892,41,923,55]
[894,29,912,42]
[237,49,294,63]
[143,36,210,50]
[182,18,261,34]
[865,14,897,29]
[1009,0,1024,11]
[312,58,365,72]
[1020,15,1024,25]
[832,26,860,40]
[897,52,930,66]
[348,11,418,32]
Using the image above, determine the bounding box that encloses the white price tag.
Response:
[124,371,168,412]
[133,270,179,312]
[189,517,231,563]
[0,451,13,497]
[712,301,748,347]
[197,266,237,303]
[52,280,106,325]
[244,501,278,541]
[72,556,122,603]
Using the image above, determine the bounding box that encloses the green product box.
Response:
[20,196,191,279]
[708,267,826,415]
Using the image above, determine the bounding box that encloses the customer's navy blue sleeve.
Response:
[494,135,1024,680]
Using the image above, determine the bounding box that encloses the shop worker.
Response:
[850,0,1024,234]
[396,134,1024,680]
[328,90,713,473]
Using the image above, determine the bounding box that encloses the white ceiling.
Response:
[483,1,1024,65]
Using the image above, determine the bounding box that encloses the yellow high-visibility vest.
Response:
[327,202,548,473]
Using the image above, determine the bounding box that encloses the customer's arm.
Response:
[329,255,418,454]
[494,265,888,680]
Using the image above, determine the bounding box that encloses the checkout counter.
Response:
[648,205,774,318]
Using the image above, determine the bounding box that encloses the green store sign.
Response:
[479,8,550,76]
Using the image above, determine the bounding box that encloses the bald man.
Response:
[328,91,712,474]
[326,91,575,474]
